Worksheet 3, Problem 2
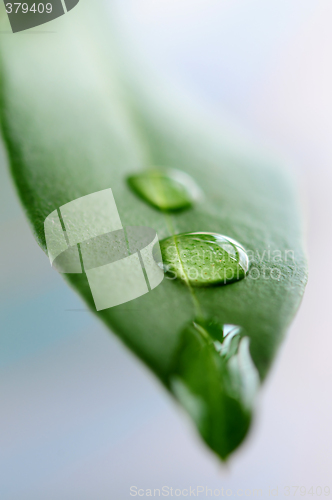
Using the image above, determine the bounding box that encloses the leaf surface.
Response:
[0,2,307,459]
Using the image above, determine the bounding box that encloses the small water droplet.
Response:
[127,168,202,211]
[159,232,249,287]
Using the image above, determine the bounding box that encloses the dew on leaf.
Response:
[159,232,249,287]
[170,317,259,460]
[127,168,202,211]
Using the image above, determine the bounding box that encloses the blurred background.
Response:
[1,0,332,497]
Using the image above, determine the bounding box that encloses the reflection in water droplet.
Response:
[169,318,259,460]
[127,168,202,211]
[159,232,249,287]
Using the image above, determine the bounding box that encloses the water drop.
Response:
[170,318,259,459]
[127,168,202,211]
[159,232,249,286]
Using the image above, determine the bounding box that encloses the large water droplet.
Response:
[170,318,259,459]
[159,232,249,286]
[127,168,202,211]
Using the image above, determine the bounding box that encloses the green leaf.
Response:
[0,2,307,459]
